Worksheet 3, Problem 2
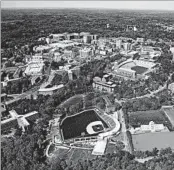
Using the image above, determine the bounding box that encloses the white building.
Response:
[123,42,131,51]
[170,47,174,61]
[53,52,62,62]
[25,63,44,75]
[130,121,168,134]
[116,39,122,49]
[168,83,174,93]
[30,55,44,63]
[99,50,107,55]
[136,38,144,43]
[34,45,52,53]
[38,84,64,96]
[79,48,92,58]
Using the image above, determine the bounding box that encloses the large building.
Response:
[123,42,131,51]
[53,52,62,62]
[140,46,161,59]
[116,39,122,49]
[136,38,144,43]
[83,35,92,44]
[50,33,66,42]
[1,110,39,133]
[25,62,44,75]
[79,48,93,58]
[67,33,79,40]
[130,121,168,134]
[64,50,74,58]
[93,75,116,93]
[38,84,64,96]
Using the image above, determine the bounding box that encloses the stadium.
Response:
[59,109,109,142]
[48,108,120,155]
[114,59,156,79]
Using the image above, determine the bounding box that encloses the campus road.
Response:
[115,98,132,153]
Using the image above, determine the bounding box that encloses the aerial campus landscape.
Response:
[1,1,174,170]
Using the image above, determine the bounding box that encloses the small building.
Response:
[168,83,174,93]
[99,50,107,56]
[136,38,144,43]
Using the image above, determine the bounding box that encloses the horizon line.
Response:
[2,7,174,12]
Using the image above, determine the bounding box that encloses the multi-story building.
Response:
[79,32,90,39]
[92,75,116,93]
[130,121,168,134]
[1,110,39,133]
[83,35,92,44]
[116,39,122,49]
[136,38,144,43]
[50,33,66,42]
[123,42,131,51]
[64,50,74,58]
[79,48,93,58]
[67,33,79,40]
[31,55,44,63]
[25,62,44,75]
[53,52,62,62]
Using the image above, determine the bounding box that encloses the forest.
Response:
[2,9,174,50]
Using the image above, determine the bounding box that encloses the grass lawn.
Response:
[133,132,174,151]
[67,148,96,163]
[129,110,172,129]
[60,109,108,140]
[131,66,148,74]
[60,94,83,108]
[163,107,174,127]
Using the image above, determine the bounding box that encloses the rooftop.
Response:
[38,84,64,92]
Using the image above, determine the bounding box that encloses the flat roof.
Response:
[5,97,21,105]
[38,84,64,92]
[94,81,116,88]
[1,117,16,125]
[23,111,38,118]
[1,93,7,98]
[92,138,107,155]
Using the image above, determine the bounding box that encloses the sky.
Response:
[1,1,174,11]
